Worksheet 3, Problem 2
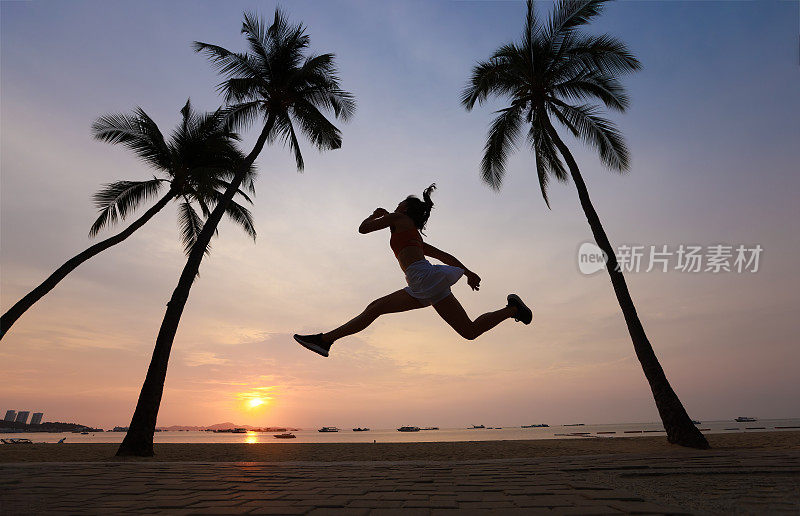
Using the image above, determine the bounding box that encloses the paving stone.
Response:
[607,500,691,513]
[347,500,404,508]
[550,507,623,515]
[306,508,370,516]
[246,505,312,515]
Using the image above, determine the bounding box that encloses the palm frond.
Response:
[214,179,254,204]
[264,7,309,62]
[480,104,523,190]
[293,53,356,121]
[178,200,208,255]
[221,101,266,133]
[549,101,630,170]
[532,113,569,180]
[89,178,166,237]
[241,11,270,60]
[221,197,257,241]
[297,83,356,122]
[551,71,629,111]
[547,0,606,39]
[274,114,305,171]
[461,55,519,110]
[192,41,262,82]
[91,109,172,171]
[221,77,262,104]
[524,0,542,48]
[291,99,343,151]
[533,139,553,208]
[212,160,258,195]
[528,114,568,208]
[565,33,641,75]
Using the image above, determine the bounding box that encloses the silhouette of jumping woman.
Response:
[294,184,532,357]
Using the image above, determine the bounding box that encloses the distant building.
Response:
[30,413,43,425]
[3,410,16,422]
[14,411,30,424]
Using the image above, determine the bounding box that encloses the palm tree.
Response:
[116,9,354,456]
[462,0,708,449]
[0,100,256,341]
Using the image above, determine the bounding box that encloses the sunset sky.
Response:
[2,1,798,430]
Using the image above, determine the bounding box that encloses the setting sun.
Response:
[248,398,265,409]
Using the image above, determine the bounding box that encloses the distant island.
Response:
[0,420,103,433]
[1,420,299,434]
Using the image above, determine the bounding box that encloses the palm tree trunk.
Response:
[0,190,177,341]
[116,115,276,457]
[544,122,709,449]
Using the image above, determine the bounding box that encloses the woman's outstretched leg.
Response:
[323,289,424,344]
[433,294,529,340]
[296,290,422,356]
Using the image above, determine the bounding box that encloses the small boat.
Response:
[521,424,549,428]
[470,425,485,429]
[397,426,420,432]
[691,420,701,425]
[318,427,340,432]
[80,431,89,435]
[735,416,757,422]
[273,433,296,439]
[564,423,585,427]
[352,427,370,432]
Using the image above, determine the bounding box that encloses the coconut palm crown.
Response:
[91,99,257,254]
[462,0,639,206]
[193,9,355,170]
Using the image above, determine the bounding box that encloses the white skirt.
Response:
[403,259,464,306]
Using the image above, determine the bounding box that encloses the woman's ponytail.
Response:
[422,183,436,218]
[405,183,437,233]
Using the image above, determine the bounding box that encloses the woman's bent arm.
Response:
[424,243,482,291]
[359,209,399,234]
[423,243,467,269]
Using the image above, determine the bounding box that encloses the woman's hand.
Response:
[465,270,481,291]
[372,208,389,218]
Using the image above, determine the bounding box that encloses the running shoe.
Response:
[294,333,331,357]
[507,294,533,325]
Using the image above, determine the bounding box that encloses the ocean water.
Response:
[4,418,799,444]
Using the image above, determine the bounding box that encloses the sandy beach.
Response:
[2,430,798,463]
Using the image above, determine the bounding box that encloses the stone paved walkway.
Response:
[2,450,799,515]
